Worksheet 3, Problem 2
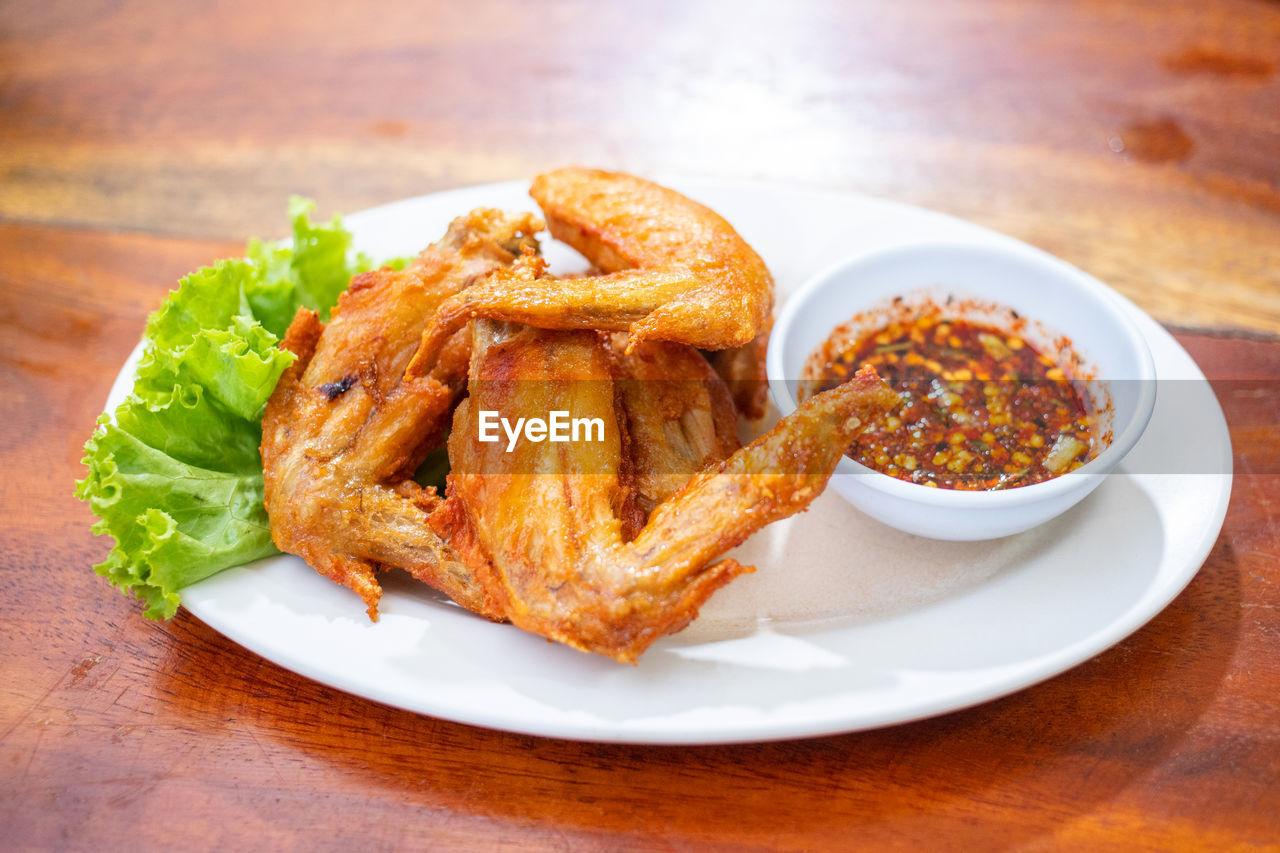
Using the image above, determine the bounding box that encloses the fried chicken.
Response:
[610,334,741,515]
[260,209,540,619]
[706,326,772,420]
[261,170,898,662]
[437,320,897,662]
[407,167,774,373]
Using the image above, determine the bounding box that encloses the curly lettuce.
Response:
[76,198,375,618]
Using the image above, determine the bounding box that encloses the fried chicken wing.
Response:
[260,209,540,619]
[441,321,898,662]
[262,173,896,664]
[407,168,774,372]
[609,334,741,515]
[706,325,772,420]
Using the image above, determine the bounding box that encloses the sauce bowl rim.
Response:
[766,240,1158,508]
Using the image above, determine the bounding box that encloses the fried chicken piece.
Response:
[260,208,541,619]
[440,322,898,663]
[407,168,774,373]
[609,334,741,516]
[705,325,771,420]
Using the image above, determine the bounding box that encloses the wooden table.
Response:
[3,1,1277,848]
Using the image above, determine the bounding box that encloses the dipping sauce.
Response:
[813,313,1095,490]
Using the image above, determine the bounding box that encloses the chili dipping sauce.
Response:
[812,312,1096,490]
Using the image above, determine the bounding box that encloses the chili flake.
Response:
[814,314,1095,489]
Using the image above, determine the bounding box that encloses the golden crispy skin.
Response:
[261,180,892,662]
[609,334,741,516]
[260,209,540,619]
[407,168,774,373]
[706,325,771,420]
[443,320,898,662]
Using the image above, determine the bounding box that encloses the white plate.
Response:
[105,179,1232,744]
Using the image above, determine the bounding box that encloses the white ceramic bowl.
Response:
[767,242,1157,541]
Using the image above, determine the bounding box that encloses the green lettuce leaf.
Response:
[77,200,372,618]
[245,196,375,334]
[77,421,273,618]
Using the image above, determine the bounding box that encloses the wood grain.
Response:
[1,0,1279,848]
[1,225,1278,853]
[1,0,1279,334]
